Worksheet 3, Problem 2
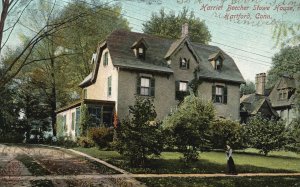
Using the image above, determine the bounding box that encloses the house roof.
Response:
[240,93,278,117]
[269,75,297,108]
[80,29,245,87]
[192,43,245,84]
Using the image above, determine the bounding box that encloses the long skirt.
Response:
[227,156,236,174]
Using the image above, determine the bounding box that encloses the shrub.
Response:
[243,115,287,156]
[116,97,163,167]
[209,119,244,149]
[77,136,95,148]
[87,127,113,148]
[56,136,77,148]
[285,118,300,152]
[163,95,215,162]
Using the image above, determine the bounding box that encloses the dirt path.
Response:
[0,144,145,187]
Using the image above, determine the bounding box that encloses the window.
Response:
[71,112,75,130]
[176,81,189,100]
[212,85,227,104]
[137,77,155,96]
[215,57,223,70]
[103,51,108,66]
[83,89,87,99]
[179,82,188,91]
[88,106,102,126]
[75,107,80,136]
[137,47,145,60]
[179,58,189,69]
[108,76,112,96]
[278,89,288,100]
[63,115,67,131]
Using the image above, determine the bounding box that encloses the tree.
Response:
[16,1,129,136]
[56,1,129,80]
[243,115,287,156]
[143,8,211,44]
[240,80,255,96]
[267,45,300,88]
[285,118,300,153]
[163,95,215,162]
[116,98,163,167]
[209,119,244,149]
[272,23,300,47]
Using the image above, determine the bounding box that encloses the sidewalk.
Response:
[1,172,300,181]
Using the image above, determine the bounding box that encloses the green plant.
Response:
[56,136,77,148]
[77,136,94,148]
[116,97,163,167]
[210,118,244,149]
[285,118,300,152]
[163,95,215,162]
[87,127,113,148]
[244,115,287,156]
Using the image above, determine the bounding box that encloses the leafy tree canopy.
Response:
[244,115,287,156]
[143,8,211,44]
[240,80,255,96]
[116,98,163,167]
[267,45,300,88]
[163,95,215,162]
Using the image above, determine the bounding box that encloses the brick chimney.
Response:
[255,73,266,95]
[181,23,188,38]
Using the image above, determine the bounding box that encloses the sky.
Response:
[4,0,300,82]
[115,0,300,81]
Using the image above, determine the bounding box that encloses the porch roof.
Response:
[55,99,115,114]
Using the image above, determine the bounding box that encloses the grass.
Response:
[138,176,300,187]
[74,147,300,174]
[16,154,50,176]
[30,180,54,187]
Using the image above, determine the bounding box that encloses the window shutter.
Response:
[175,81,180,91]
[175,81,180,100]
[187,59,190,69]
[150,78,155,97]
[136,77,141,95]
[212,84,216,102]
[223,85,228,104]
[179,57,182,68]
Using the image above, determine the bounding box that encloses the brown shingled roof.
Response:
[80,29,245,87]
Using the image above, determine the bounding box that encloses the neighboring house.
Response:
[56,26,245,139]
[269,74,299,125]
[240,73,279,123]
[240,73,298,125]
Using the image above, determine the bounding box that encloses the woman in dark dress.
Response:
[226,145,237,174]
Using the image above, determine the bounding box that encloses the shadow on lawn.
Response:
[213,149,300,160]
[108,158,294,174]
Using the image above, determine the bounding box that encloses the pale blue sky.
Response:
[5,0,300,81]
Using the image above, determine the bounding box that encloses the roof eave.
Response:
[198,75,245,84]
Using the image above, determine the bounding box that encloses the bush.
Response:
[209,119,244,149]
[77,136,95,148]
[163,95,215,162]
[243,115,287,156]
[56,136,77,148]
[116,97,163,167]
[285,118,300,152]
[87,127,113,148]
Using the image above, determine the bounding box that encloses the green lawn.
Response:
[74,147,300,174]
[138,176,300,187]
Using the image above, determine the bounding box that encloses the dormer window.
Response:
[208,51,224,71]
[179,58,189,69]
[215,57,223,70]
[138,47,145,59]
[131,38,148,60]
